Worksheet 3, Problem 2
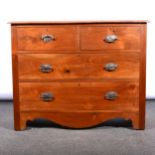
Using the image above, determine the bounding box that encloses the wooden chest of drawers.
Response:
[11,21,147,130]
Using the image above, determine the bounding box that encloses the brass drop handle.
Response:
[104,91,118,100]
[104,63,118,71]
[40,92,54,102]
[104,34,118,43]
[41,34,55,42]
[40,64,53,73]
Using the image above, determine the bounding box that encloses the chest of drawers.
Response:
[11,21,147,130]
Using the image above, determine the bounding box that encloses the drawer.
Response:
[80,26,141,50]
[16,26,78,51]
[18,53,139,81]
[19,81,139,111]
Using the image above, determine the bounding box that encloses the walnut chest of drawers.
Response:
[11,21,147,130]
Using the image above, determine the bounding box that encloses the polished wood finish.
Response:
[16,26,78,51]
[19,81,139,111]
[11,21,147,130]
[80,26,141,50]
[19,112,139,129]
[18,53,140,81]
[10,20,148,25]
[139,24,147,129]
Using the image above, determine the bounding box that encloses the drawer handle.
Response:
[104,35,118,43]
[40,64,53,73]
[104,91,118,100]
[104,63,118,71]
[40,92,54,102]
[41,34,55,42]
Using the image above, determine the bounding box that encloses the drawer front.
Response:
[18,53,139,81]
[19,81,139,111]
[80,26,141,50]
[16,26,78,51]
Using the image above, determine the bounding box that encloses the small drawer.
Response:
[19,81,139,112]
[80,26,141,50]
[16,26,78,51]
[18,53,140,81]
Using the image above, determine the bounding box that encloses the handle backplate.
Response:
[41,34,55,42]
[104,63,118,72]
[104,91,118,100]
[40,64,53,73]
[104,34,118,43]
[40,92,54,102]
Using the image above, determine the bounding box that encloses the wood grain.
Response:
[80,26,141,50]
[19,111,139,130]
[11,22,146,130]
[10,20,148,25]
[12,26,21,130]
[16,26,78,51]
[19,81,139,112]
[138,24,147,129]
[18,53,140,81]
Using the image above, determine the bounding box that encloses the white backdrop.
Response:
[0,0,154,99]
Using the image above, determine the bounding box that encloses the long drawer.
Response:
[19,81,139,111]
[18,53,140,81]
